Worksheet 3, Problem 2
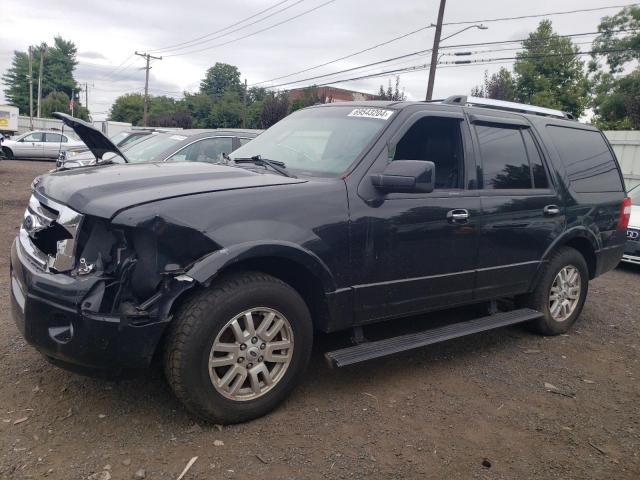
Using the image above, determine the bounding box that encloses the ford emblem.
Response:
[23,215,34,232]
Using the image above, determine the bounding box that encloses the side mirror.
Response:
[370,160,435,194]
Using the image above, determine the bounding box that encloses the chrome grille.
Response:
[20,193,83,272]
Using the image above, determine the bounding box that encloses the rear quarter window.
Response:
[546,125,623,193]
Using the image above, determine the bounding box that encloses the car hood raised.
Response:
[34,162,306,219]
[52,112,125,161]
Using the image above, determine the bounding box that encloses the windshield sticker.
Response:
[170,135,187,141]
[348,108,394,120]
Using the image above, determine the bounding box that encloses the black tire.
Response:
[518,247,589,335]
[2,147,13,160]
[164,272,313,424]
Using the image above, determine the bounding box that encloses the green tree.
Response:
[109,93,145,125]
[2,37,81,116]
[514,20,590,117]
[378,77,406,101]
[209,91,244,128]
[39,91,89,120]
[260,92,289,128]
[592,6,639,73]
[471,68,516,101]
[200,63,242,99]
[289,86,323,112]
[590,6,640,129]
[182,92,215,128]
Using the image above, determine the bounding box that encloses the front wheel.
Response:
[2,147,13,159]
[518,247,589,335]
[164,272,313,424]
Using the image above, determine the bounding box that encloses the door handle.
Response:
[447,209,470,224]
[543,205,560,216]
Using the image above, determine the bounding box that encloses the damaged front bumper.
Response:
[10,238,193,371]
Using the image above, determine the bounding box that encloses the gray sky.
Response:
[0,0,632,120]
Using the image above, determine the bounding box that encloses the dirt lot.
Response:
[0,159,639,480]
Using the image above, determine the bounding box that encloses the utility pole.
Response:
[85,82,89,112]
[426,0,447,101]
[135,51,162,126]
[37,46,44,118]
[71,88,75,116]
[28,46,34,130]
[242,79,248,128]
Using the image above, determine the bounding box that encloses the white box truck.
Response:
[0,105,19,136]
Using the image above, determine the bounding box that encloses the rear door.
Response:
[18,132,45,158]
[470,113,565,299]
[43,133,67,158]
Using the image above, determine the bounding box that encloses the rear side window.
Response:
[475,124,549,189]
[546,126,623,193]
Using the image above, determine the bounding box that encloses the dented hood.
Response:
[34,162,306,219]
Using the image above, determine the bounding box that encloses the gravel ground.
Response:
[1,159,639,480]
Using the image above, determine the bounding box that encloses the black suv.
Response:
[10,97,630,424]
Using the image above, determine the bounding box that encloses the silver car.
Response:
[1,130,85,160]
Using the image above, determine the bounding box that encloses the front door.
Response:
[350,111,481,324]
[18,132,45,158]
[470,116,565,299]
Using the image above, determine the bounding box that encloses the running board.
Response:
[325,308,543,368]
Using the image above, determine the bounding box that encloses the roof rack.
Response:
[441,95,574,120]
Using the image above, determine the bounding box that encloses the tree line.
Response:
[471,6,639,128]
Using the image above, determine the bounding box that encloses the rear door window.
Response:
[546,126,623,193]
[475,124,548,189]
[45,133,66,143]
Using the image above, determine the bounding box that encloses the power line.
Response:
[148,0,292,53]
[163,0,337,57]
[251,4,638,87]
[250,24,436,86]
[261,29,636,89]
[441,3,639,26]
[284,48,637,90]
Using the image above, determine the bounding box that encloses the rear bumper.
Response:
[622,238,640,265]
[595,243,625,277]
[10,238,169,371]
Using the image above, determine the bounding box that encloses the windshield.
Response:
[229,106,394,176]
[126,133,187,163]
[109,131,130,145]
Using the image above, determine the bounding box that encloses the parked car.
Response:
[63,129,159,159]
[622,184,640,265]
[11,97,629,424]
[1,130,84,160]
[53,114,261,169]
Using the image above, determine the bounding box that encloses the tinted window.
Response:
[476,125,531,189]
[547,126,623,193]
[393,117,464,189]
[23,132,44,142]
[45,133,66,143]
[522,129,548,189]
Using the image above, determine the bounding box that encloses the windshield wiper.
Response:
[232,155,296,178]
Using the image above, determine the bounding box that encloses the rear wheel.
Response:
[164,272,313,424]
[518,247,589,335]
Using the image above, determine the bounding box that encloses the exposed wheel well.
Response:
[2,147,13,158]
[208,257,329,330]
[562,237,597,279]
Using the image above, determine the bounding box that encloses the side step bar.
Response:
[325,308,543,368]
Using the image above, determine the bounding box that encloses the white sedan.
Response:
[1,131,85,160]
